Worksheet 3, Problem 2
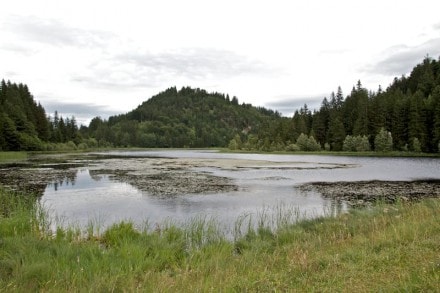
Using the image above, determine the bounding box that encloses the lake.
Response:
[34,150,440,232]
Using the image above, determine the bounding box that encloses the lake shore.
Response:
[1,185,439,291]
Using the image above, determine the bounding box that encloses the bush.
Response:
[374,128,393,152]
[270,141,285,151]
[77,143,88,150]
[286,143,300,152]
[343,135,370,152]
[342,135,355,151]
[411,138,422,152]
[18,133,44,151]
[296,133,321,151]
[228,134,242,150]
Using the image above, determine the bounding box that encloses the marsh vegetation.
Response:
[1,186,439,291]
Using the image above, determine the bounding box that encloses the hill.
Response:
[82,87,283,148]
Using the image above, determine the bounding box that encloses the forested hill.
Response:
[83,87,282,148]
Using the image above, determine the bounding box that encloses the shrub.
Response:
[286,143,300,152]
[411,138,422,152]
[228,134,242,150]
[374,128,393,152]
[296,133,321,151]
[342,135,355,151]
[343,135,370,152]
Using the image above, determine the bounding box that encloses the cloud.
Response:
[364,38,440,76]
[3,15,114,48]
[42,100,120,125]
[73,48,281,89]
[0,43,38,56]
[265,94,325,117]
[119,48,275,78]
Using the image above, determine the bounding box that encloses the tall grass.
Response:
[1,185,439,291]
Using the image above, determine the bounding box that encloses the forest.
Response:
[1,57,440,153]
[0,80,81,151]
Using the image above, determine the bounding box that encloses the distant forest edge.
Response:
[1,57,440,153]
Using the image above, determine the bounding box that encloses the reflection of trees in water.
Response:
[47,171,78,191]
[0,168,78,196]
[89,170,106,182]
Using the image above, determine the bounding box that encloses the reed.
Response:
[1,186,439,291]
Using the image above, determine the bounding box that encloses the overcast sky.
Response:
[1,0,440,124]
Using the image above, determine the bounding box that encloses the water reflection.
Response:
[42,168,335,231]
[47,172,77,191]
[38,150,440,232]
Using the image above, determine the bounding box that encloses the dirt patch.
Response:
[299,180,440,206]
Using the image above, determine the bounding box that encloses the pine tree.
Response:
[327,116,345,151]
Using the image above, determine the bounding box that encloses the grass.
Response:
[219,148,440,158]
[1,186,439,291]
[0,152,27,163]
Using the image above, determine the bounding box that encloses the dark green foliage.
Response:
[296,57,440,153]
[47,111,80,144]
[0,80,49,151]
[0,80,82,151]
[84,87,281,148]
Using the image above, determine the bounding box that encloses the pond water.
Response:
[39,150,440,231]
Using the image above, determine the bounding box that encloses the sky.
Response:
[1,0,440,125]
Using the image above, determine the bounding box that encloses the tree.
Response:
[374,128,393,152]
[411,137,422,152]
[228,134,242,150]
[335,86,344,108]
[0,113,19,150]
[327,116,345,151]
[408,91,427,150]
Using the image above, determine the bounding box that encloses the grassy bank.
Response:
[219,148,440,157]
[1,187,439,291]
[0,152,27,163]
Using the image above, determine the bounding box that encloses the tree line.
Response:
[1,57,440,153]
[231,57,440,153]
[0,80,81,151]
